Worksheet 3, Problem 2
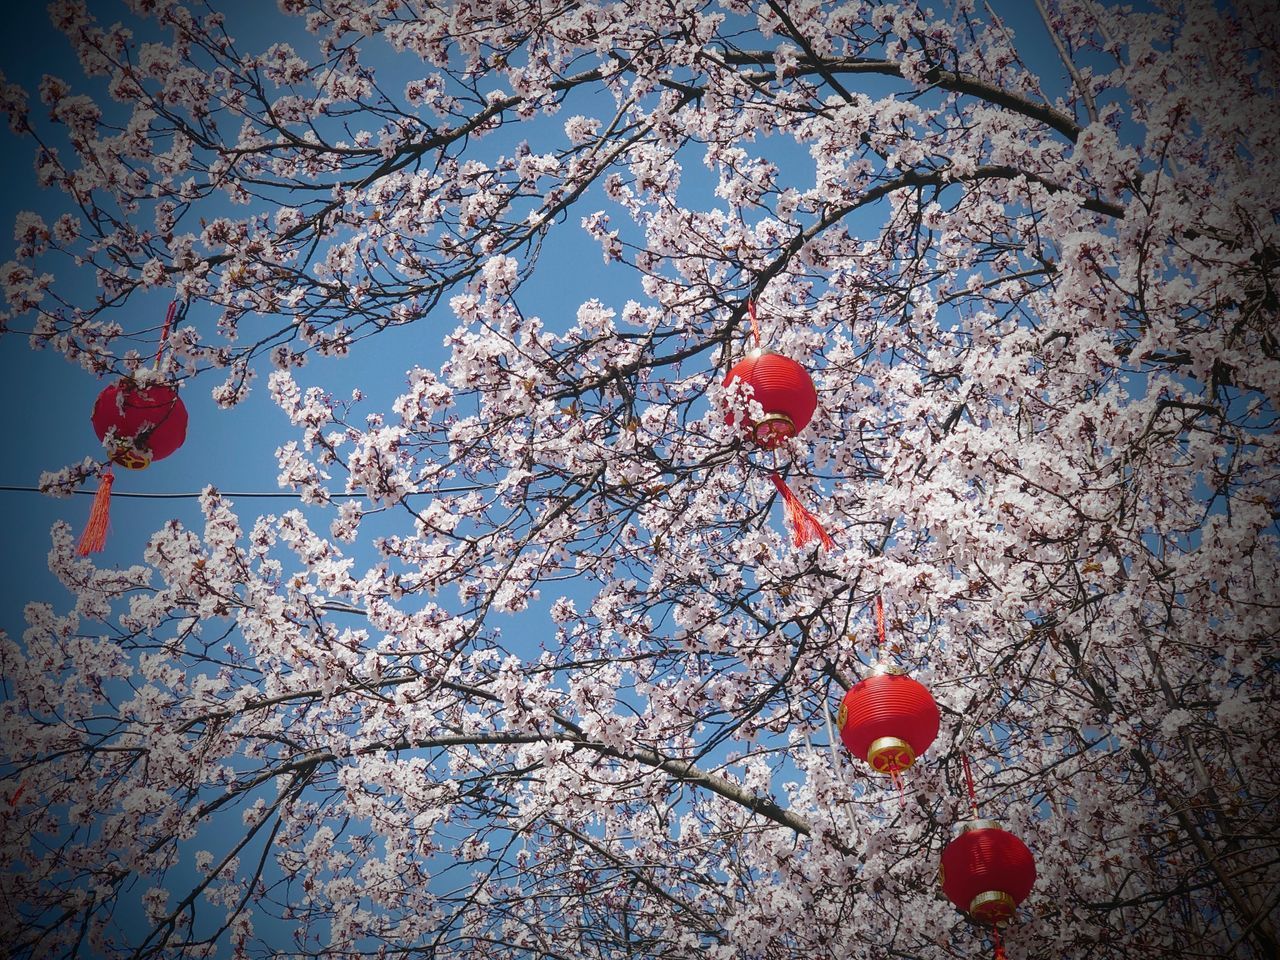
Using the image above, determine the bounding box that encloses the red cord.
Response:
[747,298,760,348]
[890,767,905,808]
[962,753,980,818]
[875,594,887,648]
[992,923,1007,960]
[154,299,178,366]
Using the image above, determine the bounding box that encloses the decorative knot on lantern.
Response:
[722,299,832,550]
[940,819,1037,925]
[837,664,941,775]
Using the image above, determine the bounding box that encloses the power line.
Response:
[0,485,367,500]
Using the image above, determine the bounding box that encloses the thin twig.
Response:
[1032,0,1099,124]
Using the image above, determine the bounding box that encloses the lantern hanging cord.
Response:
[154,298,185,367]
[890,767,906,809]
[747,298,761,348]
[875,593,887,651]
[962,752,981,819]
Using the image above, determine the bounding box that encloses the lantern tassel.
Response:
[991,923,1007,960]
[770,472,834,550]
[76,468,114,555]
[890,767,906,808]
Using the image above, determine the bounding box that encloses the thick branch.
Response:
[718,51,1083,142]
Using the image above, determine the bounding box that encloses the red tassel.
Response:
[77,468,114,555]
[770,472,834,550]
[992,923,1007,960]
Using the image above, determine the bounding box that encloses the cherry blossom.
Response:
[1,1,1277,958]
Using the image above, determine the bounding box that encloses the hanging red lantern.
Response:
[722,348,818,451]
[76,300,189,556]
[77,377,188,555]
[721,301,832,549]
[837,666,941,774]
[91,380,188,469]
[940,820,1037,924]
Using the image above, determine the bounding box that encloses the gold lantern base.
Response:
[111,443,152,470]
[753,413,795,449]
[867,735,916,774]
[969,890,1016,923]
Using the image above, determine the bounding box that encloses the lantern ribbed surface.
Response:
[723,350,817,449]
[941,822,1037,922]
[92,381,188,468]
[838,672,940,773]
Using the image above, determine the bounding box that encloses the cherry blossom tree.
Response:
[1,0,1277,957]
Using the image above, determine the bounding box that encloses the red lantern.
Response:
[837,667,941,774]
[940,820,1037,923]
[78,378,188,555]
[722,342,831,549]
[723,349,818,450]
[91,380,188,469]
